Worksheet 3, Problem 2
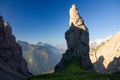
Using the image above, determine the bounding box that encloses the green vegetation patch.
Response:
[23,56,120,80]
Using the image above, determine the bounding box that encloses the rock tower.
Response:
[55,4,95,71]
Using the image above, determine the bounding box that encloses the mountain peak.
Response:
[36,41,45,46]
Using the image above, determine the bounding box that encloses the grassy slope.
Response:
[24,56,120,80]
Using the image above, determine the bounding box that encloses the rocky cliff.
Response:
[90,32,120,73]
[55,4,95,72]
[0,16,31,80]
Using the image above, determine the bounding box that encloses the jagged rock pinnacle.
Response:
[69,4,88,31]
[55,4,95,72]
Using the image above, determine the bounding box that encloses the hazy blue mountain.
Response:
[36,42,67,54]
[17,41,62,75]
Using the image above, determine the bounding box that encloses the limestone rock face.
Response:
[0,16,31,80]
[55,4,95,72]
[90,32,120,73]
[69,4,88,31]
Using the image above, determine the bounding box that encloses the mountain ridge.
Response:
[90,31,120,73]
[0,16,31,80]
[17,40,62,75]
[90,36,112,48]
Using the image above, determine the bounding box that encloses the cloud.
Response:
[90,36,112,48]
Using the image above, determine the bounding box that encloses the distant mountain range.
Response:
[17,41,65,75]
[17,37,113,75]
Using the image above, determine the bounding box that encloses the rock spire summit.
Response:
[69,4,88,31]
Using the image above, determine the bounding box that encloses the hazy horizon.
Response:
[0,0,120,44]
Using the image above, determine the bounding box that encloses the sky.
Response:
[0,0,120,44]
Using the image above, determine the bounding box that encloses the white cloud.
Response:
[90,36,112,48]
